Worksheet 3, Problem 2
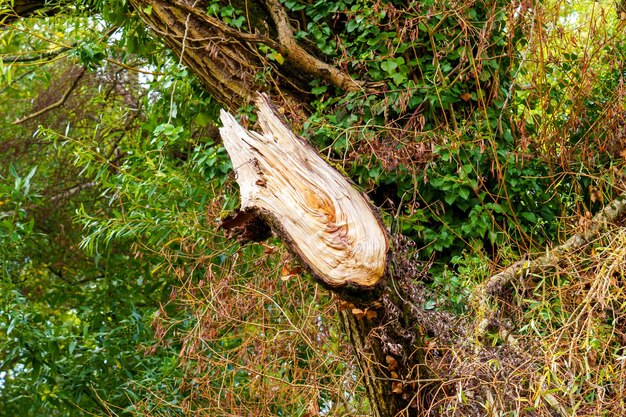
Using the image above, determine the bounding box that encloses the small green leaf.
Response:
[311,85,327,95]
[380,60,398,74]
[7,316,17,335]
[369,166,381,178]
[231,16,246,28]
[391,72,407,85]
[207,3,220,16]
[444,192,457,205]
[194,112,212,127]
[346,19,360,32]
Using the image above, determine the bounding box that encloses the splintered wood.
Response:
[219,94,388,288]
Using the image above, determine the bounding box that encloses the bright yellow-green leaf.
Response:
[271,52,285,65]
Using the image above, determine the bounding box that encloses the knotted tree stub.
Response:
[219,94,388,290]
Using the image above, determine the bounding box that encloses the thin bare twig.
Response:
[13,67,85,125]
[1,46,71,64]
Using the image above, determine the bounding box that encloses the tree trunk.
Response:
[219,94,433,416]
[129,0,276,111]
[128,0,360,116]
[126,3,435,412]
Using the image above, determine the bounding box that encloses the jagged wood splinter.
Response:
[219,93,388,289]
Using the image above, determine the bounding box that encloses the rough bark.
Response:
[128,0,360,115]
[129,0,274,112]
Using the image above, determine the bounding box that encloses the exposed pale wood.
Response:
[219,93,388,288]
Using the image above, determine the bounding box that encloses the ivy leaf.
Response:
[392,72,407,85]
[458,188,470,200]
[444,192,457,205]
[380,60,398,74]
[521,212,537,222]
[194,112,212,127]
[311,85,327,95]
[346,19,360,32]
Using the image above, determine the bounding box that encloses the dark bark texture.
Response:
[128,0,361,118]
[2,0,51,23]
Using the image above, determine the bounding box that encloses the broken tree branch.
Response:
[1,46,71,64]
[219,94,433,416]
[219,93,388,290]
[486,190,626,295]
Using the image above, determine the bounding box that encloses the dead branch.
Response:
[13,67,85,125]
[486,190,626,295]
[263,0,362,92]
[48,181,97,203]
[1,46,71,64]
[0,181,98,220]
[477,190,626,335]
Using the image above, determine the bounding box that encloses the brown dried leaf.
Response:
[386,355,399,371]
[262,243,277,254]
[352,308,365,318]
[338,300,356,310]
[365,309,378,320]
[391,381,404,394]
[460,92,472,101]
[281,264,303,281]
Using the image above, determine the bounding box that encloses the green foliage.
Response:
[0,9,208,415]
[207,1,247,29]
[0,258,178,416]
[298,0,624,271]
[298,0,541,270]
